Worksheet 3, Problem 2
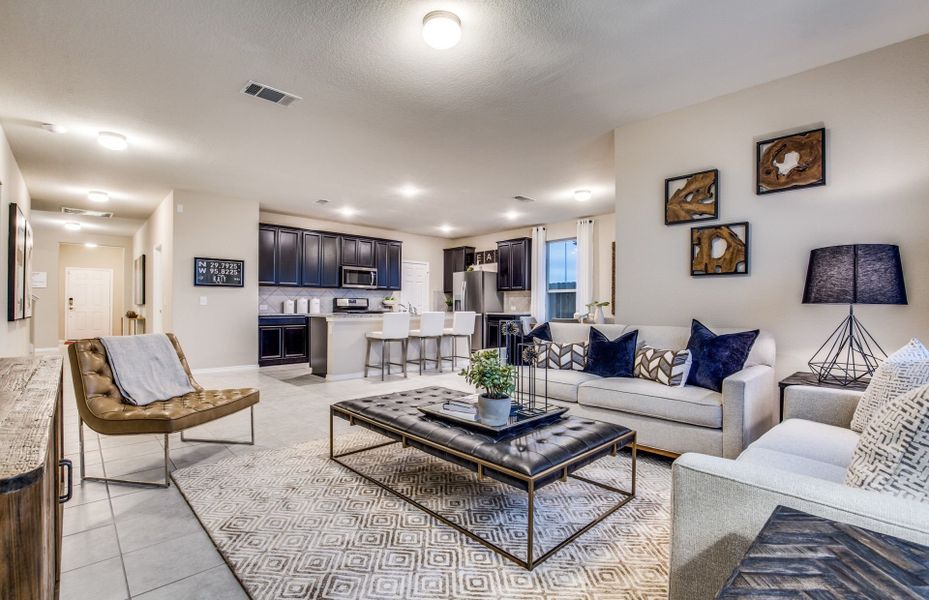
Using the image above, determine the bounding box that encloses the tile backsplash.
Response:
[503,291,531,312]
[259,287,391,314]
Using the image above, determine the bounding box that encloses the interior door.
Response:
[65,267,113,340]
[400,261,429,313]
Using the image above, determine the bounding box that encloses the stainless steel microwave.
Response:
[341,266,377,289]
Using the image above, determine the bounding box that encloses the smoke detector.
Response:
[61,207,114,218]
[241,80,302,107]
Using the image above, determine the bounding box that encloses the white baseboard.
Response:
[323,371,366,381]
[35,346,62,354]
[192,364,259,375]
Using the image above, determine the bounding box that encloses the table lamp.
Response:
[803,244,907,386]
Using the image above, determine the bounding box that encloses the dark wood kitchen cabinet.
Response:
[259,316,308,366]
[497,237,531,291]
[302,232,341,288]
[341,237,375,268]
[443,246,475,293]
[258,226,277,285]
[376,241,402,291]
[320,234,341,287]
[258,225,301,286]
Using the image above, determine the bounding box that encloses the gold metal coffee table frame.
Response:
[329,404,637,571]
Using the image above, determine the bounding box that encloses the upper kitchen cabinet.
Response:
[443,246,475,293]
[301,231,341,288]
[341,236,375,268]
[496,237,531,291]
[375,241,402,291]
[258,225,301,286]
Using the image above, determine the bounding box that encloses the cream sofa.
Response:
[669,385,929,599]
[521,322,777,458]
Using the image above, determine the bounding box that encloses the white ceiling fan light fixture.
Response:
[41,123,68,134]
[422,11,462,50]
[87,191,110,203]
[97,131,128,151]
[573,189,592,202]
[64,221,82,231]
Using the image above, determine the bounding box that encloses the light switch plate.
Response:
[199,296,208,306]
[176,204,184,213]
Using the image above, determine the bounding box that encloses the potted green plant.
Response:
[459,350,516,426]
[444,296,453,312]
[586,300,610,324]
[382,296,398,310]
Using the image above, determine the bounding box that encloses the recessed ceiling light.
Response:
[574,189,592,202]
[339,206,356,217]
[64,222,82,231]
[97,131,128,151]
[422,11,461,50]
[505,210,519,220]
[42,123,68,134]
[399,184,420,198]
[439,224,454,234]
[87,191,110,203]
[84,242,98,248]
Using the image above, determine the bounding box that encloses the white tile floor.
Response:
[59,352,474,600]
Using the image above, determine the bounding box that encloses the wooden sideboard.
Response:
[0,355,67,600]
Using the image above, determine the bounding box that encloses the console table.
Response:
[716,505,929,598]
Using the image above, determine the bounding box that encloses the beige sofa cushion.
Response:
[519,369,602,403]
[747,418,859,468]
[737,447,848,483]
[577,377,722,428]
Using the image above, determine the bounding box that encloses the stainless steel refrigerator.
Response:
[452,270,503,349]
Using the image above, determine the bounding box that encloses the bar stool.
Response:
[365,312,410,380]
[442,311,476,369]
[407,311,445,374]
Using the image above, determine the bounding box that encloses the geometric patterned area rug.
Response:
[173,406,672,599]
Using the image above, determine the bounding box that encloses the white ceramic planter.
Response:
[477,394,511,426]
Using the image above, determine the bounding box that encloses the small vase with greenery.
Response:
[459,350,516,426]
[586,300,610,324]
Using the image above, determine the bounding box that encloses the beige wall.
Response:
[259,211,448,303]
[613,35,929,377]
[450,213,617,315]
[31,222,133,348]
[173,191,259,369]
[132,191,174,331]
[0,124,32,356]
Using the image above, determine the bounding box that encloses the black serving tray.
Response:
[418,396,567,434]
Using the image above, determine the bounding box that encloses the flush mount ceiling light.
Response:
[87,191,110,203]
[339,206,356,217]
[438,224,454,234]
[505,210,519,220]
[574,189,592,202]
[422,11,461,50]
[84,242,98,248]
[97,131,128,151]
[64,221,82,231]
[399,184,420,198]
[42,123,68,134]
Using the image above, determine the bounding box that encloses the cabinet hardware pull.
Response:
[59,459,73,503]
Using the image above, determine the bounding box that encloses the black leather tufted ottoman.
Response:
[330,386,636,570]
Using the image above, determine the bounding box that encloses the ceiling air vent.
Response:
[513,195,536,203]
[61,207,114,218]
[241,80,302,107]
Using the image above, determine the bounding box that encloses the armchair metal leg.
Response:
[180,405,256,445]
[79,416,170,488]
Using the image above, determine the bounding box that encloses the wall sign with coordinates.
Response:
[194,257,244,287]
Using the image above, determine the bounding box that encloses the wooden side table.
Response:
[717,505,929,598]
[121,316,146,336]
[777,371,868,422]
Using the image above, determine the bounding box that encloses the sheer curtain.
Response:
[575,218,595,317]
[530,226,547,323]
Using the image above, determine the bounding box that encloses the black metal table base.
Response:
[329,406,636,570]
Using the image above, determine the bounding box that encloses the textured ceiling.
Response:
[0,1,926,237]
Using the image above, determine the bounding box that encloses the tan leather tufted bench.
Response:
[68,334,259,488]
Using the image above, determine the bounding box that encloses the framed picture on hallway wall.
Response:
[7,202,27,321]
[23,219,33,318]
[134,254,146,305]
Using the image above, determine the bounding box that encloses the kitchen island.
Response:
[309,313,474,380]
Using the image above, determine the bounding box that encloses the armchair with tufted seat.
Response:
[68,333,259,488]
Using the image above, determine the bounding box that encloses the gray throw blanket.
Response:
[100,334,196,406]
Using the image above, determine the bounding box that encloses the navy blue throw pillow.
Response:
[686,320,759,392]
[584,328,638,378]
[525,322,552,342]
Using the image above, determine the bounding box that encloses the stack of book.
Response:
[441,397,479,421]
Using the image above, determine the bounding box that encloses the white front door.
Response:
[65,267,113,339]
[400,261,430,313]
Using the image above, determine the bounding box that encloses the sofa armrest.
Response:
[783,385,863,428]
[720,365,777,459]
[670,453,929,600]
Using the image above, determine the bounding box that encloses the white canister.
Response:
[296,298,309,314]
[309,298,321,314]
[283,299,296,314]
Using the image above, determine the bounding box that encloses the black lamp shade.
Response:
[803,244,907,305]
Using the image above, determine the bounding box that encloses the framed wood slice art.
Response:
[691,222,749,277]
[756,127,825,194]
[665,168,718,225]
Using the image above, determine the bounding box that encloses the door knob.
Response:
[68,297,74,311]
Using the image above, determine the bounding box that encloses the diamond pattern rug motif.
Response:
[173,420,672,599]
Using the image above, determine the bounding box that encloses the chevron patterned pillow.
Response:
[845,382,929,503]
[850,339,929,433]
[634,346,692,387]
[535,341,587,370]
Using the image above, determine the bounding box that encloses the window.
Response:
[546,238,577,320]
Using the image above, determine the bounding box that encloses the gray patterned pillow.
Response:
[845,383,929,503]
[851,339,929,433]
[634,346,692,387]
[534,341,587,370]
